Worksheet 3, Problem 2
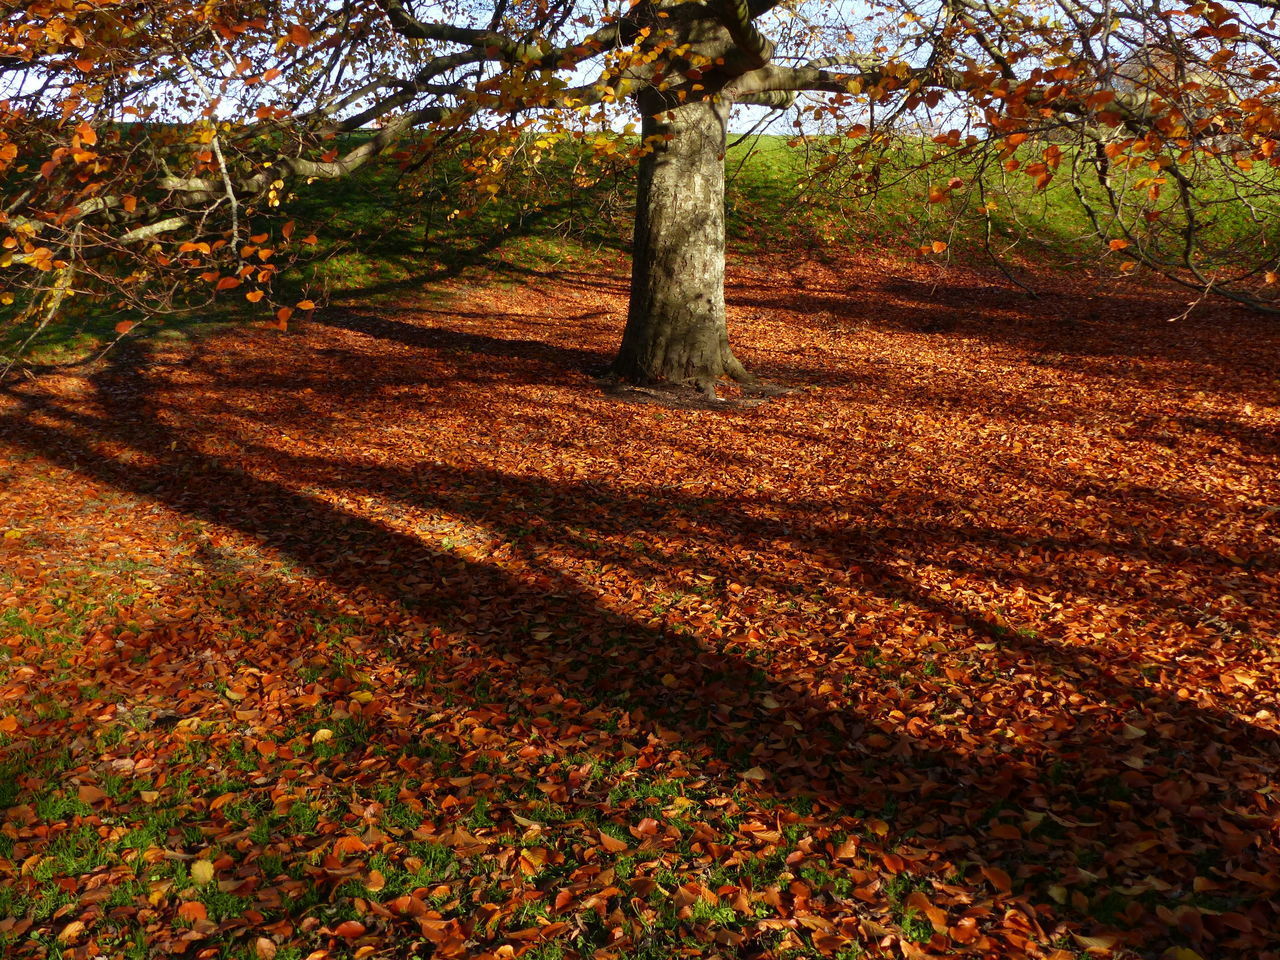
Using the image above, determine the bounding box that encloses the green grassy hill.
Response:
[4,130,1276,367]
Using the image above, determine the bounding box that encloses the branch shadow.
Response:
[2,327,1277,955]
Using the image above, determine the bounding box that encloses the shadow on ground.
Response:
[1,254,1277,959]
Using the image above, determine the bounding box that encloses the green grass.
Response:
[4,128,1277,369]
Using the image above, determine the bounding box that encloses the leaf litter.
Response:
[0,251,1277,960]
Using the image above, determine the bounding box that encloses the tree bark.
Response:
[612,92,753,394]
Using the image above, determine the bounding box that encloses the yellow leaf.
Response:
[191,859,215,885]
[312,728,334,744]
[20,854,46,875]
[1072,932,1119,952]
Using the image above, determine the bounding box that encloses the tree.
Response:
[3,0,1280,389]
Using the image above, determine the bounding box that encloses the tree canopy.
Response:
[3,0,1280,373]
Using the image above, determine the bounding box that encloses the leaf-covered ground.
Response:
[1,253,1278,960]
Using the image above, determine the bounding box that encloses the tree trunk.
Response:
[612,93,752,394]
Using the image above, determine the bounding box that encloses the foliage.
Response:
[8,126,1275,368]
[3,0,1280,368]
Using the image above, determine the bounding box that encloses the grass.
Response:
[6,127,1276,369]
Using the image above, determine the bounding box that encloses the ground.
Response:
[0,250,1278,960]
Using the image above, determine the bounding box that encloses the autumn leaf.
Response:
[981,865,1013,894]
[333,836,368,857]
[77,784,106,804]
[598,831,628,853]
[177,901,207,923]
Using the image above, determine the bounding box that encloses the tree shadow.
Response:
[724,261,1280,404]
[317,309,611,378]
[2,323,1277,956]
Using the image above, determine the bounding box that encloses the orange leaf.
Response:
[114,320,137,335]
[76,122,97,146]
[598,831,628,853]
[245,290,265,303]
[178,901,208,923]
[297,299,316,311]
[981,865,1013,894]
[78,784,107,804]
[334,920,366,939]
[333,835,368,857]
[215,276,241,291]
